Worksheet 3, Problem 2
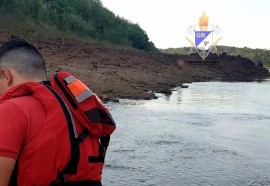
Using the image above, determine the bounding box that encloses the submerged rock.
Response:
[100,95,120,103]
[180,84,189,88]
[160,87,172,95]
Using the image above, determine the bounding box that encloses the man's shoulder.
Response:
[0,96,44,114]
[5,96,40,106]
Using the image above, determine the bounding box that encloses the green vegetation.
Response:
[219,46,270,68]
[162,46,270,67]
[161,47,190,55]
[0,0,156,51]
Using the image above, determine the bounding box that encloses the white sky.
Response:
[102,0,270,49]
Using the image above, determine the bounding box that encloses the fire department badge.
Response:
[186,11,222,60]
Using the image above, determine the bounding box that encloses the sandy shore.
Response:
[0,33,269,102]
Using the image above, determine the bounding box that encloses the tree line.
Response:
[0,0,157,51]
[163,46,270,67]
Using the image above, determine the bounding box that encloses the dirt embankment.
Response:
[0,32,269,101]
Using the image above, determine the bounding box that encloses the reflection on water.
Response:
[103,79,270,186]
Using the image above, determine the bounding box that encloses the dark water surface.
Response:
[103,80,270,186]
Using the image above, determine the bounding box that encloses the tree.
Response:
[0,0,157,51]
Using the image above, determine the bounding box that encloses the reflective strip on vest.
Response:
[64,99,78,138]
[64,76,77,84]
[75,89,94,103]
[65,76,95,103]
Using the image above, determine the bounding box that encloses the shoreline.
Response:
[0,33,269,102]
[103,76,270,103]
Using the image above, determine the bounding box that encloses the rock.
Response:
[143,93,158,100]
[169,84,177,88]
[255,60,264,68]
[180,84,189,88]
[160,87,172,95]
[112,98,120,103]
[100,95,119,103]
[100,95,110,103]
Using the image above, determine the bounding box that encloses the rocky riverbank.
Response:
[0,33,269,102]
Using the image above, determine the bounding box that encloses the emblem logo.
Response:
[186,11,222,60]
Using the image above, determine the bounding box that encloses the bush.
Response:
[0,0,157,51]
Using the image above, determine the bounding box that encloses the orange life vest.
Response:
[2,71,116,186]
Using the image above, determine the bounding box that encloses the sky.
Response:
[101,0,270,49]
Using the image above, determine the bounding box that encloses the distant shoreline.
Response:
[0,33,269,102]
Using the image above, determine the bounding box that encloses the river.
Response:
[103,80,270,186]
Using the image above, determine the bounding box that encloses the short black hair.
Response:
[0,39,47,80]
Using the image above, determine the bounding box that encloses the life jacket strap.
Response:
[88,135,110,163]
[58,173,67,183]
[42,83,80,175]
[78,129,89,144]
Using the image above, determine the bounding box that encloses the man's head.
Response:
[0,39,47,94]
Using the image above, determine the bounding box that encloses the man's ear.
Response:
[0,68,12,86]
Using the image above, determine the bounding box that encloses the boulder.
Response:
[160,87,172,95]
[180,84,189,88]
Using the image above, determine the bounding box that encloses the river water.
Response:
[103,80,270,186]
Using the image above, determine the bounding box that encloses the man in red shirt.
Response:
[0,39,48,186]
[0,39,115,186]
